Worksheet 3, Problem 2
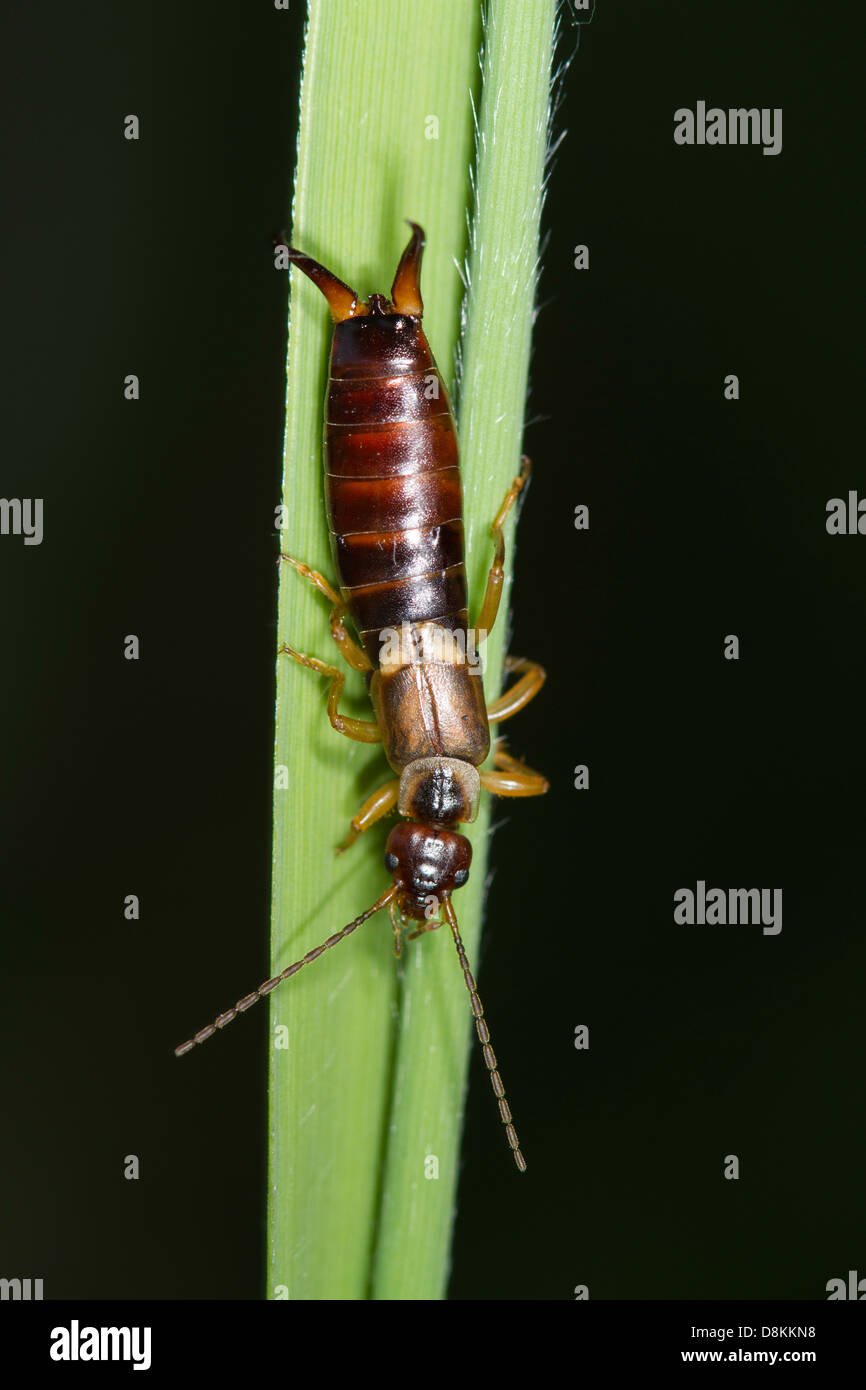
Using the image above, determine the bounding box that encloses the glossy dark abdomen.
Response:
[324,311,468,666]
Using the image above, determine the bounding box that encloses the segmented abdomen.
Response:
[324,319,467,667]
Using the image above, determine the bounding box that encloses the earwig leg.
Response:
[278,643,381,743]
[481,764,549,799]
[406,917,442,941]
[389,895,406,958]
[329,602,374,672]
[279,552,341,605]
[335,778,400,855]
[486,655,546,724]
[490,739,533,773]
[280,553,372,673]
[473,456,532,639]
[480,737,548,798]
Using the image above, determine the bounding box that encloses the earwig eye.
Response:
[385,852,399,873]
[453,869,469,887]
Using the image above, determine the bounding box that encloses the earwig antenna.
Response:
[174,885,397,1056]
[442,896,527,1173]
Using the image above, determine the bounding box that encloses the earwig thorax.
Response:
[398,756,481,825]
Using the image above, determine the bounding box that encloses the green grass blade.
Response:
[269,0,556,1301]
[269,0,481,1303]
[370,0,557,1301]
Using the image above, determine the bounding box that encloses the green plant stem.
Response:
[370,0,557,1299]
[269,0,556,1301]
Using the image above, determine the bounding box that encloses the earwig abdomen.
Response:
[325,307,468,666]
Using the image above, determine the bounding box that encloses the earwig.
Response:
[176,222,549,1173]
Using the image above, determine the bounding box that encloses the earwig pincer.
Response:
[176,222,548,1172]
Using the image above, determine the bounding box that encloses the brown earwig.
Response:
[175,222,548,1173]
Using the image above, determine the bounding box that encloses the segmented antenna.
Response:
[442,896,527,1173]
[174,886,396,1056]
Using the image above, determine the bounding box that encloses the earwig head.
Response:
[385,822,471,920]
[284,221,425,323]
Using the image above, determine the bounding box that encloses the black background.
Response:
[1,2,863,1301]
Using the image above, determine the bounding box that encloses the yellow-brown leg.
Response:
[335,778,400,855]
[486,655,546,724]
[280,553,372,673]
[406,917,442,940]
[389,894,407,958]
[480,741,549,797]
[278,643,381,743]
[473,456,531,638]
[389,896,440,955]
